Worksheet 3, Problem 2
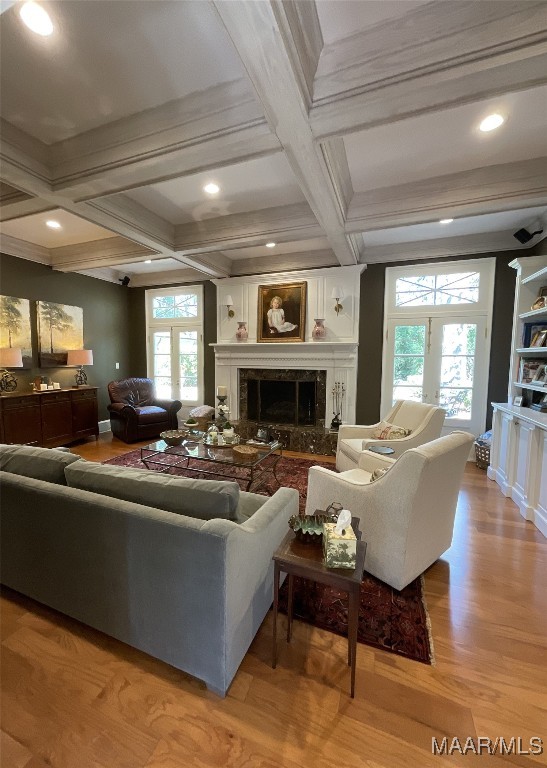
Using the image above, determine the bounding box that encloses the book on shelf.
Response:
[530,403,547,412]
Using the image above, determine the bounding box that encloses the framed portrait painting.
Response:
[257,282,306,343]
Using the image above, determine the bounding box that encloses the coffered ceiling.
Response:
[1,0,546,286]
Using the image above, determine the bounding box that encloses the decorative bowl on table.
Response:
[183,420,199,430]
[160,429,187,446]
[288,512,337,544]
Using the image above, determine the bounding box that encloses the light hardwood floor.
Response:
[2,435,546,768]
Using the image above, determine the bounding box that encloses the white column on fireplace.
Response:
[212,342,359,426]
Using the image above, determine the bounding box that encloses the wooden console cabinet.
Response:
[0,387,98,447]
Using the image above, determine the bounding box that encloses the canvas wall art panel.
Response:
[0,295,32,368]
[257,282,306,342]
[37,301,83,367]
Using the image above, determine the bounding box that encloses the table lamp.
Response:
[0,347,23,392]
[67,349,93,386]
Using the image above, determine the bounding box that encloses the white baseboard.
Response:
[98,420,111,434]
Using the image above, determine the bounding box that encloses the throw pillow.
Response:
[64,461,240,521]
[370,467,390,482]
[371,421,412,440]
[0,444,81,484]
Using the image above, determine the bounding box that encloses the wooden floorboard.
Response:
[2,434,546,767]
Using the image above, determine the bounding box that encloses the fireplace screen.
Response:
[240,369,326,427]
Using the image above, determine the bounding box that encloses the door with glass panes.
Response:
[150,327,201,403]
[384,316,488,435]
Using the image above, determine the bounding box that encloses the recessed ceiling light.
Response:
[265,242,276,248]
[203,183,220,195]
[439,219,454,224]
[479,113,504,132]
[145,260,152,264]
[46,220,61,229]
[20,2,53,36]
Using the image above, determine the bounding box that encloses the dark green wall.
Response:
[127,279,217,407]
[356,252,520,429]
[0,253,132,420]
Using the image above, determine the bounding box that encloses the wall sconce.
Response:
[331,286,344,315]
[67,349,93,387]
[224,295,235,318]
[0,347,23,392]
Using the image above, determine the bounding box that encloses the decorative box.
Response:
[323,522,357,569]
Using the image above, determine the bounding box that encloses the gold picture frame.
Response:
[257,282,306,343]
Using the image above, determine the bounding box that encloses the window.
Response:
[382,258,495,437]
[146,286,203,405]
[395,272,480,307]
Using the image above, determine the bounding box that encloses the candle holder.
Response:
[330,381,346,431]
[217,395,230,429]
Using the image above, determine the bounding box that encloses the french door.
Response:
[383,315,489,435]
[150,326,202,404]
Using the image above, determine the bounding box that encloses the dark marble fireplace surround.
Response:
[237,368,336,455]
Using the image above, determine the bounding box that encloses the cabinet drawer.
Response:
[71,389,97,401]
[40,391,71,404]
[2,395,40,410]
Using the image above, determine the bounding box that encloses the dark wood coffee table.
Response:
[272,519,366,698]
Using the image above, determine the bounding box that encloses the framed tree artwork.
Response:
[0,295,33,368]
[257,282,306,343]
[37,301,84,367]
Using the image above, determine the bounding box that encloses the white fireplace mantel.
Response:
[212,342,359,424]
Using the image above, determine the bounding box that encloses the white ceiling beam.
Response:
[174,203,323,254]
[311,50,547,140]
[49,79,281,200]
[0,184,55,221]
[214,0,357,266]
[346,157,547,232]
[172,251,233,279]
[310,0,547,140]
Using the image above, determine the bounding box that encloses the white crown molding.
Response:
[346,157,547,232]
[75,266,122,284]
[85,196,174,251]
[126,267,203,288]
[228,248,336,276]
[212,263,366,287]
[174,202,322,253]
[0,233,50,264]
[314,2,547,104]
[214,0,357,266]
[49,236,156,272]
[50,79,281,200]
[0,119,52,195]
[361,230,536,265]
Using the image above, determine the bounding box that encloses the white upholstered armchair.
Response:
[336,400,446,472]
[306,431,474,590]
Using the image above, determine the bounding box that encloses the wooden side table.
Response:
[272,521,366,698]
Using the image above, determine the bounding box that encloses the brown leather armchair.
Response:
[107,378,182,443]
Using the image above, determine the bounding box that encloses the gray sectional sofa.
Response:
[0,444,298,696]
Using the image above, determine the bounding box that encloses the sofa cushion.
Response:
[64,461,240,520]
[371,420,411,440]
[0,444,81,484]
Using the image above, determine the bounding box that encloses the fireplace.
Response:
[240,369,326,428]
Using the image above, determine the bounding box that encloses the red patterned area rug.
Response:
[103,451,333,513]
[278,573,434,664]
[104,450,434,662]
